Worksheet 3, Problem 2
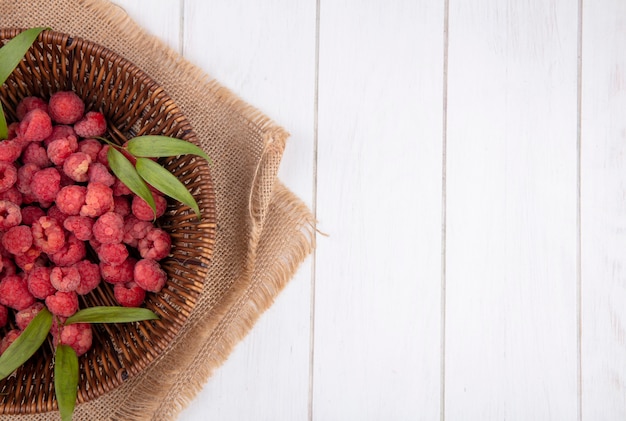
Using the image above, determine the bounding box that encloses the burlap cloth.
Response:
[0,0,315,419]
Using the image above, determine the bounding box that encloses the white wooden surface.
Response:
[111,0,626,420]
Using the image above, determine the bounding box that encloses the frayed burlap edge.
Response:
[0,0,315,419]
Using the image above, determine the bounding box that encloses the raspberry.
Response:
[0,274,35,310]
[80,182,114,218]
[0,200,22,230]
[59,323,92,356]
[134,258,166,292]
[132,193,167,221]
[15,302,44,330]
[43,125,75,147]
[47,205,70,227]
[63,216,93,241]
[138,228,171,261]
[74,111,106,138]
[32,216,65,254]
[100,256,136,284]
[16,162,39,199]
[48,91,84,125]
[0,329,20,354]
[16,97,49,121]
[87,162,115,186]
[50,266,80,292]
[14,246,42,272]
[0,187,22,207]
[21,142,51,167]
[21,206,46,226]
[18,109,53,142]
[56,185,87,216]
[112,178,132,196]
[61,152,92,183]
[0,257,16,277]
[47,135,78,166]
[113,196,130,217]
[6,123,19,140]
[113,282,145,307]
[122,215,152,247]
[0,140,23,163]
[2,225,33,255]
[78,138,102,162]
[0,161,17,194]
[49,234,86,267]
[26,266,55,299]
[73,260,101,295]
[92,211,124,244]
[45,290,78,317]
[0,304,7,327]
[97,242,128,265]
[97,144,110,167]
[31,167,61,203]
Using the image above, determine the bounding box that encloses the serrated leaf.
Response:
[135,157,201,218]
[126,136,211,162]
[54,345,78,421]
[0,102,7,140]
[65,306,159,324]
[0,27,48,85]
[107,146,156,214]
[0,307,52,379]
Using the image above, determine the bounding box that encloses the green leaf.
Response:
[0,102,7,140]
[54,345,78,421]
[135,157,201,218]
[0,307,52,379]
[107,146,156,214]
[65,306,159,324]
[126,136,211,162]
[0,27,48,85]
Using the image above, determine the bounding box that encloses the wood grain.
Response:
[445,0,579,419]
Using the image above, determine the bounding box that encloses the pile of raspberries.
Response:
[0,91,172,356]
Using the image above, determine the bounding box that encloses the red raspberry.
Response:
[0,329,20,354]
[0,257,16,277]
[26,266,55,299]
[0,304,7,328]
[21,142,51,167]
[0,162,17,194]
[87,162,115,186]
[113,196,131,217]
[134,258,167,292]
[14,245,42,272]
[122,215,152,247]
[97,242,128,265]
[49,234,86,267]
[80,182,114,218]
[46,205,70,227]
[16,162,39,200]
[56,185,87,216]
[62,152,92,182]
[32,216,65,254]
[0,274,35,310]
[31,167,61,203]
[112,178,132,197]
[113,282,146,307]
[45,290,78,317]
[0,200,22,230]
[73,260,101,295]
[59,323,92,356]
[0,140,23,163]
[17,109,53,142]
[63,216,93,241]
[78,138,102,161]
[16,96,49,121]
[0,187,22,207]
[74,111,107,138]
[2,225,33,255]
[6,122,19,140]
[47,135,78,166]
[15,302,44,330]
[100,256,136,284]
[138,228,171,261]
[50,266,80,292]
[97,144,110,167]
[21,206,46,226]
[132,193,167,221]
[48,91,84,125]
[43,125,75,147]
[92,211,124,244]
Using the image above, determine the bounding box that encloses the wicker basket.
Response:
[0,29,216,414]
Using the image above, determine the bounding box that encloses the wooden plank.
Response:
[580,1,626,419]
[314,1,444,419]
[444,0,579,419]
[177,1,317,420]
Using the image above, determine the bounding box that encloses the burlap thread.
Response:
[0,0,315,419]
